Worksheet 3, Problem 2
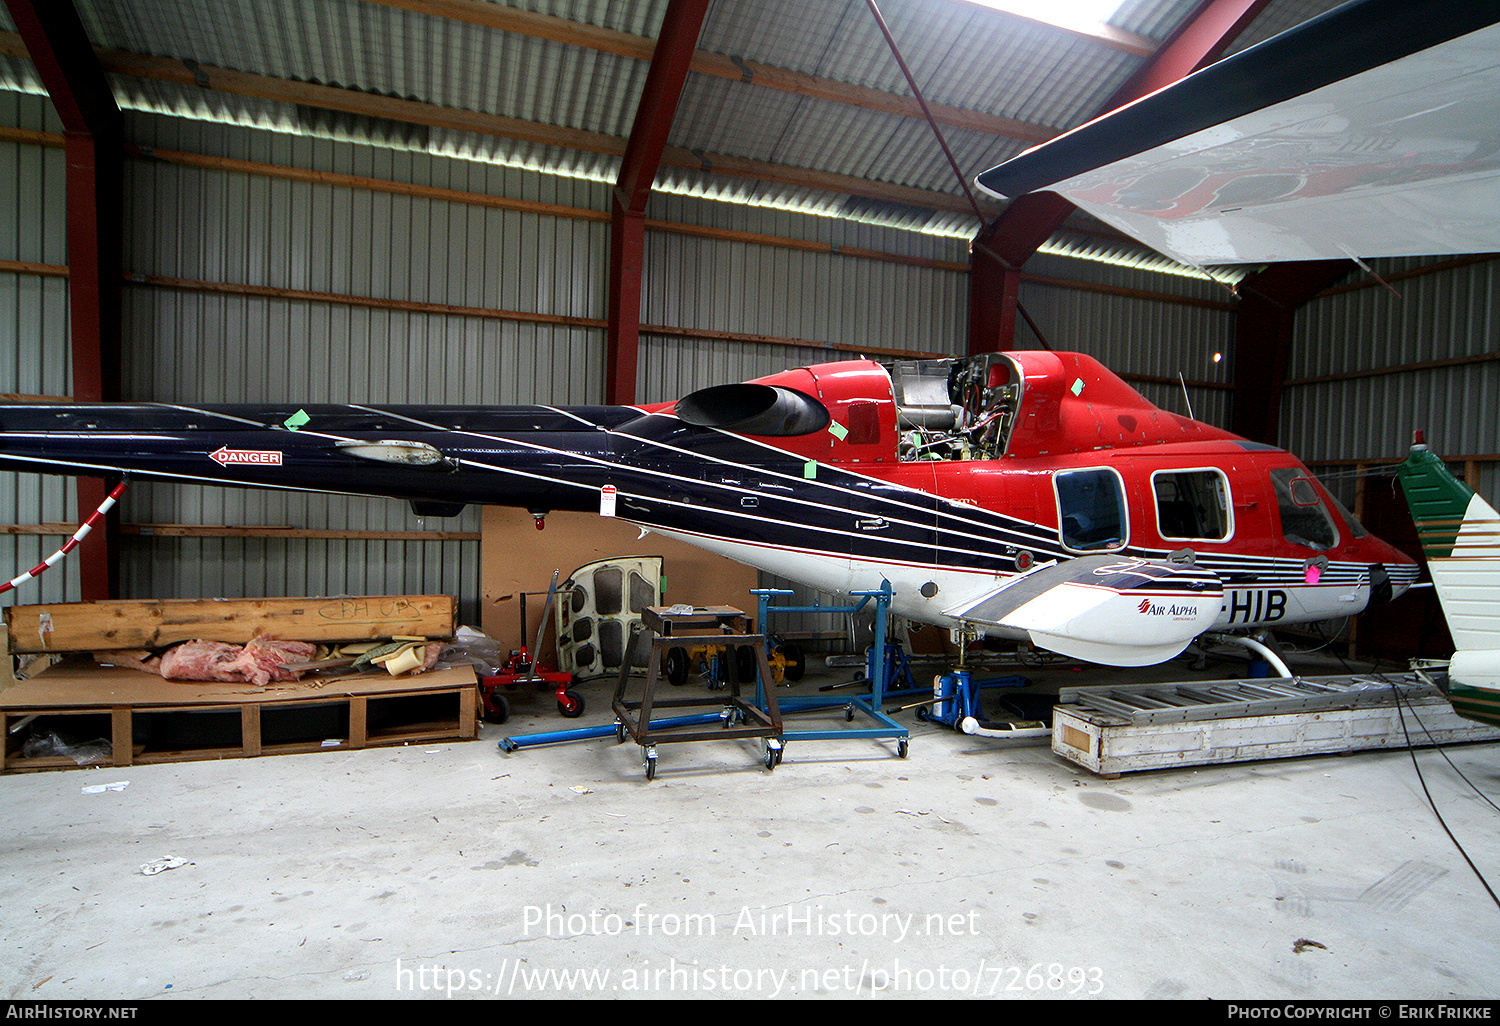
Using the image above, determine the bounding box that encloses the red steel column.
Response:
[968,0,1273,353]
[1230,260,1351,445]
[967,247,1019,358]
[7,0,123,599]
[607,203,647,405]
[606,0,711,405]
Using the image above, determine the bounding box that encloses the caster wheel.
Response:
[764,740,783,770]
[644,747,658,781]
[844,704,855,723]
[915,706,929,723]
[481,692,511,725]
[615,721,627,744]
[558,691,585,718]
[665,646,689,687]
[897,738,909,759]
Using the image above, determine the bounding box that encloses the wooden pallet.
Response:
[0,661,478,772]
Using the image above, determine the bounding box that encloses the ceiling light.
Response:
[958,0,1128,37]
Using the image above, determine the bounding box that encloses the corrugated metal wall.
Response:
[1284,257,1500,505]
[1019,253,1236,428]
[638,192,971,402]
[115,113,613,623]
[0,92,79,608]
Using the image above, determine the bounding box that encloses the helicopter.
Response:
[0,346,1418,669]
[9,0,1470,671]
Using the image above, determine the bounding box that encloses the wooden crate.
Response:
[1,662,478,772]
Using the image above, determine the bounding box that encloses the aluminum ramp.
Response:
[1051,672,1500,776]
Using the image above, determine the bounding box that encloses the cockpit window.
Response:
[1270,468,1338,551]
[1324,490,1369,539]
[1055,468,1128,552]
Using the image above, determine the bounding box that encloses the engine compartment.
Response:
[890,354,1022,462]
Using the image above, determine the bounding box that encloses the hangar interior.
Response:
[0,0,1497,1002]
[5,0,1495,622]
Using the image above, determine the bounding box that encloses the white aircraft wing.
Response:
[944,556,1223,667]
[975,0,1500,265]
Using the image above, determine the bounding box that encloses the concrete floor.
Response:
[3,649,1498,1001]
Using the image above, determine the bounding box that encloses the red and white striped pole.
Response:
[1,480,127,594]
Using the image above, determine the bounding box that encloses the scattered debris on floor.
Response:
[139,856,191,876]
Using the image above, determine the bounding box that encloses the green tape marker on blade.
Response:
[804,461,818,479]
[284,409,311,431]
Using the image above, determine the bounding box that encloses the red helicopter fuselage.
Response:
[643,351,1416,642]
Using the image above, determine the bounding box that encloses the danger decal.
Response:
[210,446,283,466]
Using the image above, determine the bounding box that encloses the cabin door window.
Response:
[1152,469,1232,541]
[1054,468,1128,552]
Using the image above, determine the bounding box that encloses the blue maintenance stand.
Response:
[497,712,727,753]
[917,667,1031,731]
[869,635,922,700]
[753,584,910,758]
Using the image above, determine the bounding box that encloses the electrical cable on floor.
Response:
[1328,645,1500,910]
[1341,648,1500,814]
[1357,650,1500,819]
[1396,695,1500,816]
[1392,690,1500,910]
[1279,617,1351,656]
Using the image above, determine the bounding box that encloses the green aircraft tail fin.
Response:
[1395,438,1478,561]
[1393,434,1500,725]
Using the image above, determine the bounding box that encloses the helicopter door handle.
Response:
[856,518,889,531]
